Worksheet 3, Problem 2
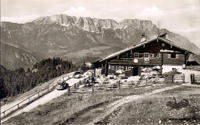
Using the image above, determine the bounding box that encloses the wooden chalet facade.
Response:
[93,33,194,76]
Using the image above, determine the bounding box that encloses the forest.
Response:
[0,57,77,99]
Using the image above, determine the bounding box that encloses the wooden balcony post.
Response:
[105,60,108,76]
[161,53,164,65]
[184,53,187,65]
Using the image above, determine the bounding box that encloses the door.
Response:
[133,66,139,76]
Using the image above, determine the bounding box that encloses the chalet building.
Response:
[93,33,195,76]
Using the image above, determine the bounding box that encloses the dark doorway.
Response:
[133,66,139,76]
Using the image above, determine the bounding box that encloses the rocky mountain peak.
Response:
[120,19,158,32]
[33,14,76,26]
[32,14,121,32]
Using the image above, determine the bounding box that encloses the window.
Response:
[144,53,149,58]
[150,53,155,58]
[134,53,139,58]
[139,53,144,58]
[155,53,160,58]
[171,53,176,58]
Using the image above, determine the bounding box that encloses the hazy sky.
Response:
[2,0,200,47]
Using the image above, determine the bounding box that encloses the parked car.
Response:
[74,74,82,79]
[74,71,82,76]
[56,80,69,90]
[74,71,83,79]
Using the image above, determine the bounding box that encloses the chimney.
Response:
[140,33,146,43]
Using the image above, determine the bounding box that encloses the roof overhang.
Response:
[98,36,195,63]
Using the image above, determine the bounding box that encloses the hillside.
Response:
[0,58,76,99]
[1,14,200,70]
[1,43,41,70]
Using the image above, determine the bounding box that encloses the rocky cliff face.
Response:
[1,14,200,70]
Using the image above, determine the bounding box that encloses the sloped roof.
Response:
[158,37,194,54]
[99,37,156,62]
[99,36,194,62]
[188,54,196,62]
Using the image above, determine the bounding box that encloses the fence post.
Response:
[92,84,94,93]
[190,74,195,84]
[77,82,79,88]
[79,81,81,86]
[118,81,121,89]
[76,83,79,89]
[3,111,5,117]
[48,85,50,92]
[193,74,194,84]
[183,74,185,83]
[146,78,148,85]
[68,86,71,95]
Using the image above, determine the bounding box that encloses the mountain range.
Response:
[1,14,200,70]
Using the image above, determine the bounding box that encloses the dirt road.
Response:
[1,76,88,123]
[1,72,75,114]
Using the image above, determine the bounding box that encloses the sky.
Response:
[1,0,200,47]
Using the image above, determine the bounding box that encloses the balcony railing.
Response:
[109,58,162,66]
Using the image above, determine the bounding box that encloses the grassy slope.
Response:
[4,83,175,125]
[109,86,200,125]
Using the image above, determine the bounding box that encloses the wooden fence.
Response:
[1,72,76,119]
[1,83,55,119]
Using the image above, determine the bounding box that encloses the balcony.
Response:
[108,58,162,66]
